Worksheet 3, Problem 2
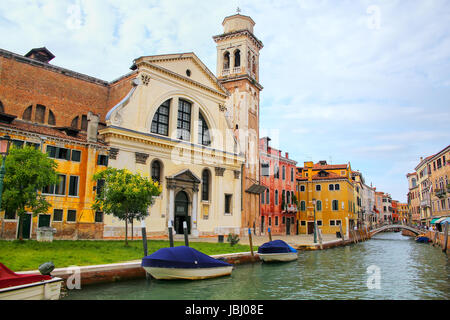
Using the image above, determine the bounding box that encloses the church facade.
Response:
[102,13,265,238]
[0,13,264,239]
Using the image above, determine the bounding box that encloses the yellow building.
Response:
[0,112,108,239]
[351,171,364,228]
[397,203,409,224]
[296,161,356,237]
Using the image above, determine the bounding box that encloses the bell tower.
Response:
[213,12,264,235]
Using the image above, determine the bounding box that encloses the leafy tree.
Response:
[1,146,58,240]
[92,168,162,246]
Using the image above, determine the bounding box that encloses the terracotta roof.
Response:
[0,119,106,145]
[428,144,450,162]
[297,171,347,181]
[298,163,348,171]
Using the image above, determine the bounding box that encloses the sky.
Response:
[1,0,449,202]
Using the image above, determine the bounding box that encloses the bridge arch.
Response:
[370,224,421,237]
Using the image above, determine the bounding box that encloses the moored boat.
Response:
[257,240,298,262]
[141,246,233,280]
[415,235,431,243]
[0,263,63,300]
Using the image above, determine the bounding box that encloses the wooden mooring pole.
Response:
[268,227,272,242]
[141,220,149,280]
[183,221,189,247]
[443,223,448,254]
[316,225,323,250]
[248,228,254,256]
[168,220,174,248]
[339,223,345,242]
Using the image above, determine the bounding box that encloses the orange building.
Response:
[0,112,108,239]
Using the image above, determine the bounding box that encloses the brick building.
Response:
[0,47,133,239]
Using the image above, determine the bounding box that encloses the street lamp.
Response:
[312,198,317,244]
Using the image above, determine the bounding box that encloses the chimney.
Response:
[24,47,55,63]
[285,152,289,159]
[87,111,99,143]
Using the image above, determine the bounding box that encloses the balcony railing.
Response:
[222,67,242,76]
[286,204,297,213]
[435,188,446,198]
[420,199,431,208]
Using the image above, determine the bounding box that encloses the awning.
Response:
[431,217,441,224]
[439,217,450,224]
[433,217,446,224]
[245,184,267,194]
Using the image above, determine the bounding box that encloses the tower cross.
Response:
[236,7,241,14]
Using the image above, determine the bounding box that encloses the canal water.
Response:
[63,232,449,300]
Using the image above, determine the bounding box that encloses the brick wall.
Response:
[0,51,136,128]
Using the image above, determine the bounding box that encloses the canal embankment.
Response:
[402,228,449,252]
[17,251,261,288]
[16,231,374,288]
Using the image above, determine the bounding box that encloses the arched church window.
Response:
[252,56,256,75]
[48,109,56,125]
[198,112,211,146]
[223,51,230,69]
[22,106,32,121]
[151,99,170,136]
[36,104,46,123]
[234,49,240,67]
[177,99,191,141]
[202,169,210,201]
[151,160,162,184]
[81,114,88,131]
[71,116,79,128]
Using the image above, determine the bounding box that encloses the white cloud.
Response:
[0,0,449,202]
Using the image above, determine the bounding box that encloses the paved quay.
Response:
[171,233,344,249]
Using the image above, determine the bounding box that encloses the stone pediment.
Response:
[167,169,201,184]
[134,53,228,96]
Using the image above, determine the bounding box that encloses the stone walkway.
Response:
[172,233,341,247]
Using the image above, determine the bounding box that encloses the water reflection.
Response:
[64,232,449,300]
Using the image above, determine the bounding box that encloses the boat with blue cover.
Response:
[415,235,431,243]
[257,240,298,262]
[141,246,233,280]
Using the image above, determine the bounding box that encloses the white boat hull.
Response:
[144,266,233,280]
[258,252,298,262]
[0,277,63,300]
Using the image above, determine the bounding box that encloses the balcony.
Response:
[233,66,241,74]
[435,188,446,198]
[420,199,431,208]
[222,68,230,76]
[286,204,297,213]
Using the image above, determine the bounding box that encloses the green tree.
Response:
[2,146,58,240]
[92,168,162,246]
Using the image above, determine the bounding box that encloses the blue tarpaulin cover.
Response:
[141,246,232,269]
[257,240,297,254]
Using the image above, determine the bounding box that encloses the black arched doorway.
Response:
[174,191,190,234]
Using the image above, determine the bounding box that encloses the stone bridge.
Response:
[369,224,422,237]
